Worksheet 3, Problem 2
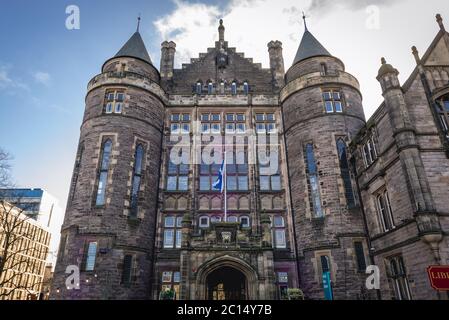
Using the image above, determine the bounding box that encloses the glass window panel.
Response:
[274,216,284,227]
[176,217,183,228]
[238,164,248,173]
[176,230,182,248]
[165,216,175,228]
[240,216,250,227]
[178,177,189,191]
[227,216,238,223]
[271,175,281,190]
[267,123,276,133]
[256,114,265,121]
[116,93,125,102]
[101,140,112,170]
[237,114,245,121]
[227,176,237,191]
[171,124,180,133]
[325,101,334,113]
[226,114,235,121]
[200,176,210,190]
[333,92,341,100]
[107,93,115,101]
[238,176,248,190]
[114,103,123,113]
[182,114,190,121]
[131,176,141,204]
[231,83,237,95]
[179,164,189,175]
[163,230,174,248]
[266,113,275,121]
[243,83,249,95]
[334,101,343,113]
[323,92,332,100]
[256,123,266,133]
[236,123,246,133]
[162,271,172,283]
[95,172,108,206]
[211,216,221,223]
[85,242,97,271]
[199,216,209,228]
[211,123,221,134]
[135,145,144,174]
[226,123,235,133]
[171,114,180,122]
[106,103,113,113]
[173,272,181,283]
[260,176,270,190]
[201,114,209,121]
[166,176,177,191]
[275,230,286,248]
[278,272,288,283]
[200,163,209,174]
[227,164,236,174]
[181,124,190,134]
[444,100,449,111]
[201,123,210,133]
[211,114,221,121]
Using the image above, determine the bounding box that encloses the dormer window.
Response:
[243,82,249,95]
[231,82,237,95]
[196,82,202,95]
[208,82,214,95]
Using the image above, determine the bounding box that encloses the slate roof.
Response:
[114,32,153,65]
[293,30,332,65]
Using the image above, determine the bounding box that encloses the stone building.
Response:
[50,15,449,300]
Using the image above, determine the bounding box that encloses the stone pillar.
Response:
[268,41,285,89]
[376,57,436,213]
[160,41,176,80]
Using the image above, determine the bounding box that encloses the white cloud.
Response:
[0,65,29,91]
[33,71,51,86]
[153,0,449,118]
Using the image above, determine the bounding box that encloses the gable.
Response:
[423,33,449,66]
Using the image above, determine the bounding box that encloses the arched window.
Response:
[243,82,249,95]
[436,94,449,137]
[376,190,395,232]
[130,144,144,217]
[272,216,286,248]
[207,81,214,95]
[227,216,238,223]
[231,81,237,95]
[70,143,84,205]
[95,139,112,206]
[211,216,222,223]
[388,256,412,300]
[199,216,210,228]
[337,139,355,207]
[196,81,202,95]
[304,144,323,217]
[240,216,250,228]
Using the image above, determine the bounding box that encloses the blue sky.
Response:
[1,0,448,210]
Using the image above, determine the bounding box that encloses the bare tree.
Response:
[0,199,49,300]
[0,148,12,188]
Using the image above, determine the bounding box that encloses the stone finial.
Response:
[218,19,225,42]
[412,46,421,64]
[267,40,283,50]
[377,57,398,80]
[381,57,386,65]
[436,14,445,31]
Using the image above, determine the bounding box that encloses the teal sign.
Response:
[322,272,333,300]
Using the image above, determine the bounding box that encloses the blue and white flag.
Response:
[212,159,225,192]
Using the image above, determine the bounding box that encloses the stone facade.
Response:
[51,15,449,300]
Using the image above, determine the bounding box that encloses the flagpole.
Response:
[224,151,227,222]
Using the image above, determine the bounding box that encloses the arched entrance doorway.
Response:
[206,267,247,300]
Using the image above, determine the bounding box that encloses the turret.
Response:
[160,41,176,80]
[51,21,166,300]
[281,16,369,300]
[267,40,285,89]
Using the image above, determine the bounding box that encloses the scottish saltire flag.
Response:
[212,159,225,192]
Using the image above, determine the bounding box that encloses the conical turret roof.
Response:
[114,32,153,65]
[292,30,332,65]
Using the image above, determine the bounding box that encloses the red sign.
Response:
[427,266,449,291]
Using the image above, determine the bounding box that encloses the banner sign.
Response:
[427,266,449,291]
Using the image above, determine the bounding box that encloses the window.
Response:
[208,82,214,94]
[436,94,449,138]
[320,63,327,76]
[171,114,191,135]
[161,271,180,300]
[272,216,286,249]
[163,216,182,249]
[70,143,84,205]
[323,90,343,113]
[376,190,395,232]
[95,139,112,206]
[166,157,189,191]
[211,216,222,223]
[255,113,276,134]
[305,144,323,217]
[388,256,412,300]
[199,216,210,228]
[231,82,237,95]
[196,82,202,95]
[84,242,97,271]
[199,157,220,191]
[226,152,248,191]
[227,216,238,223]
[320,255,331,273]
[130,144,144,217]
[121,255,133,285]
[243,82,249,95]
[104,90,125,114]
[240,216,250,228]
[362,135,378,167]
[354,242,367,272]
[337,139,355,207]
[259,165,281,191]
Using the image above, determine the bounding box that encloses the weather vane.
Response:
[302,11,308,31]
[137,14,141,32]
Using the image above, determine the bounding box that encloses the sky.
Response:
[0,0,448,212]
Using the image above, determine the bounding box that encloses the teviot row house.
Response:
[50,14,449,300]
